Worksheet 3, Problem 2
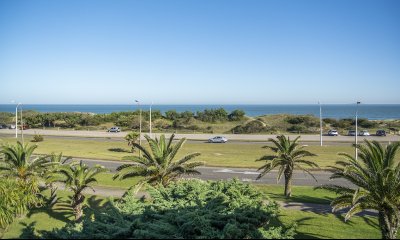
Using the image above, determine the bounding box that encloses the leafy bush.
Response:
[228,109,246,121]
[322,118,337,125]
[40,179,294,239]
[31,134,44,142]
[232,120,266,134]
[287,125,307,133]
[196,108,228,122]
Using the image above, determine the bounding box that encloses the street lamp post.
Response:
[149,102,152,138]
[355,101,361,160]
[14,102,22,139]
[319,101,323,147]
[20,105,24,145]
[135,100,142,157]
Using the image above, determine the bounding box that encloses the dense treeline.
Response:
[0,109,398,134]
[0,108,246,129]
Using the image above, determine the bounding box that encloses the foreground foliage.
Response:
[320,140,400,239]
[0,179,42,237]
[39,179,294,239]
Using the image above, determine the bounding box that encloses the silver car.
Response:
[208,136,228,143]
[108,127,121,133]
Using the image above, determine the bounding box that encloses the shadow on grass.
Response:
[108,148,130,153]
[269,193,333,205]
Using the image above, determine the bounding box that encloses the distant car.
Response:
[0,124,7,129]
[208,136,228,143]
[348,130,356,136]
[359,130,370,136]
[108,127,121,133]
[328,130,339,136]
[376,130,387,137]
[9,124,16,129]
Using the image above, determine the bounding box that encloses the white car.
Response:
[359,130,370,136]
[108,127,121,133]
[208,136,228,143]
[328,130,339,136]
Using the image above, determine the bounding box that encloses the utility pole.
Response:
[135,100,142,157]
[319,101,323,147]
[355,101,361,160]
[149,102,152,138]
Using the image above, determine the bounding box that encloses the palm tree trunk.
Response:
[73,193,84,221]
[379,211,399,239]
[284,171,293,198]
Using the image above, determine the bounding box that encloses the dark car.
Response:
[0,124,7,129]
[376,130,387,136]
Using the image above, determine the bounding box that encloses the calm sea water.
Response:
[0,104,399,120]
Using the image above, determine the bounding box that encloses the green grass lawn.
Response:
[277,209,382,239]
[255,185,337,205]
[0,136,355,169]
[2,190,109,239]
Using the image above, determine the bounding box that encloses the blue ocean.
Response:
[0,104,399,120]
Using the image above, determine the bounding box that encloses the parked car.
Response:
[108,127,121,133]
[328,130,339,136]
[376,130,387,136]
[0,124,7,129]
[9,124,16,129]
[208,136,228,143]
[359,130,370,136]
[348,130,356,136]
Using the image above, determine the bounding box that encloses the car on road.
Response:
[348,130,356,136]
[108,127,121,133]
[328,130,339,136]
[0,124,8,129]
[359,130,370,136]
[208,136,228,143]
[9,124,16,129]
[376,130,387,137]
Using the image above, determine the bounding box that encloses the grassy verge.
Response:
[0,137,356,169]
[2,190,109,239]
[277,209,382,239]
[255,185,337,205]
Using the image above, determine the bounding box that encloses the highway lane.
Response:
[1,129,399,143]
[70,158,350,187]
[0,132,393,146]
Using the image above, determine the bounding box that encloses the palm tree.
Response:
[318,140,400,239]
[114,134,203,188]
[256,135,318,198]
[0,142,48,191]
[125,132,139,153]
[44,153,71,204]
[57,161,107,220]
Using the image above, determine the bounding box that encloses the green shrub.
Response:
[40,179,294,239]
[31,134,44,142]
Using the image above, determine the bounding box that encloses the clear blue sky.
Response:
[0,0,399,105]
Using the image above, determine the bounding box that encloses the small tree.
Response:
[124,132,139,153]
[57,161,107,220]
[114,134,203,188]
[256,135,318,198]
[318,141,400,239]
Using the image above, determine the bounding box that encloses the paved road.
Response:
[1,129,399,143]
[70,158,349,187]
